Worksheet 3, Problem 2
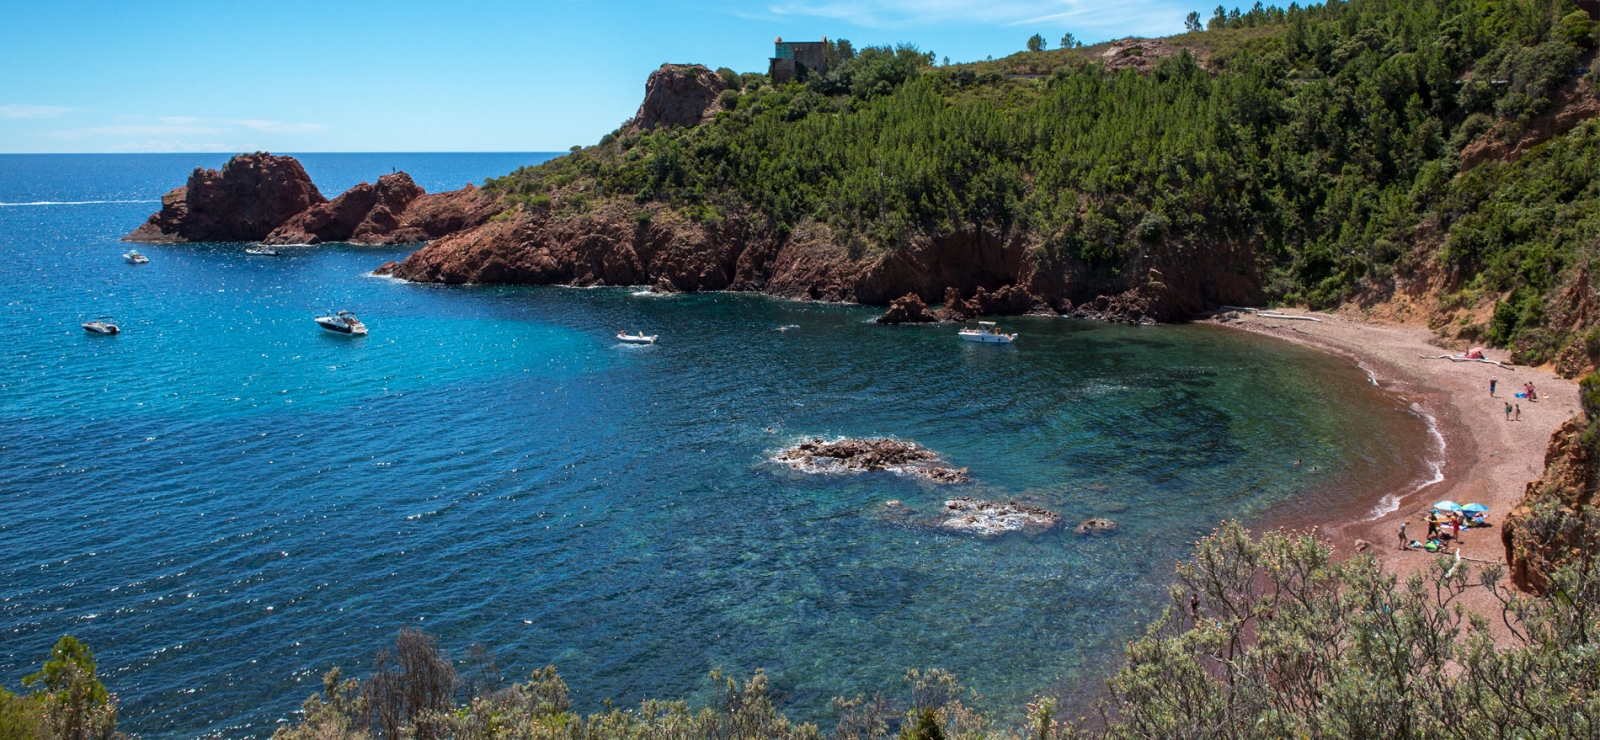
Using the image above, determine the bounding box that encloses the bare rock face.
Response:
[125,153,326,242]
[624,64,727,134]
[940,498,1061,536]
[935,284,1043,321]
[263,173,424,245]
[1503,415,1598,593]
[774,437,970,483]
[876,293,939,324]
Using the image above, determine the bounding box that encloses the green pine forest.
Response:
[489,0,1600,367]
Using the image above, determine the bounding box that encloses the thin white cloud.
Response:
[231,119,324,133]
[108,140,260,153]
[47,124,228,138]
[1,104,71,119]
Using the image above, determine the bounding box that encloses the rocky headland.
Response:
[124,153,503,246]
[774,437,970,483]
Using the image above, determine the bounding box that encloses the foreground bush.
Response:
[0,636,122,740]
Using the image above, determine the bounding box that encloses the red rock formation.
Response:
[125,153,326,242]
[1503,415,1600,592]
[263,173,424,245]
[624,64,727,134]
[876,293,939,323]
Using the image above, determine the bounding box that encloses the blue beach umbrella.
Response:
[1462,503,1490,514]
[1433,500,1462,512]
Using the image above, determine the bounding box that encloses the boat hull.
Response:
[959,332,1014,343]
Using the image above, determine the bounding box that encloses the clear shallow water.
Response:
[0,155,1431,737]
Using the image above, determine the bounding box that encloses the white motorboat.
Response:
[124,250,149,264]
[958,321,1016,343]
[82,316,120,335]
[315,310,367,336]
[245,246,281,256]
[617,331,657,344]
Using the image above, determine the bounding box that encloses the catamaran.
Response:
[958,321,1016,343]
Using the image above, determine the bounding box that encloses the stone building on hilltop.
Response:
[769,37,828,83]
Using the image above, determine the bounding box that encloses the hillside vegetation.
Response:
[488,0,1600,369]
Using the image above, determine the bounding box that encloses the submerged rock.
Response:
[940,498,1061,536]
[774,437,970,483]
[1074,517,1118,535]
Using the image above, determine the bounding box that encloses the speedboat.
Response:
[124,250,149,264]
[82,316,120,335]
[315,310,367,336]
[617,331,657,344]
[245,246,280,256]
[958,321,1016,343]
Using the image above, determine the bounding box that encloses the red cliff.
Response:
[125,153,326,243]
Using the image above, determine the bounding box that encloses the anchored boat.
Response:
[124,250,149,264]
[617,331,657,344]
[245,246,281,256]
[82,316,120,335]
[315,310,367,336]
[958,321,1016,343]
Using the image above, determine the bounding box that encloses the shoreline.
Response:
[1207,309,1580,630]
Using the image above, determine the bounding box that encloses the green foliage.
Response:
[900,709,944,740]
[1059,32,1078,49]
[0,689,40,740]
[1068,517,1600,738]
[485,0,1594,339]
[1026,34,1046,53]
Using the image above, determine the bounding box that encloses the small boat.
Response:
[245,246,281,256]
[617,331,658,344]
[315,310,367,336]
[958,321,1016,343]
[124,250,149,264]
[82,316,120,335]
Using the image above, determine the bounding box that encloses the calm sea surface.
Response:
[0,154,1431,737]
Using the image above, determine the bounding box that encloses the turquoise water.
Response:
[0,155,1431,737]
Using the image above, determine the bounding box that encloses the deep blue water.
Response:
[0,154,1431,737]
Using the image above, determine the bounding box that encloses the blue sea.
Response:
[0,154,1432,737]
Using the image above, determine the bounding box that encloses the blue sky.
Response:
[0,0,1198,153]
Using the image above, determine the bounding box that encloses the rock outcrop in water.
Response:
[939,498,1061,535]
[1075,517,1119,534]
[124,153,326,243]
[875,293,939,324]
[774,437,970,483]
[126,153,504,246]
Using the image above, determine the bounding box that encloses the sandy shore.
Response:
[1208,309,1580,628]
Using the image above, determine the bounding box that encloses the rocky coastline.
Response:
[937,497,1062,536]
[124,153,504,247]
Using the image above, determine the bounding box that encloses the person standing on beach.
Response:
[1491,377,1497,396]
[1516,403,1522,421]
[1399,520,1409,550]
[1506,401,1513,420]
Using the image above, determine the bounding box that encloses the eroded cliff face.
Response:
[125,153,326,243]
[126,154,504,246]
[1504,415,1600,593]
[623,64,728,134]
[378,194,1263,322]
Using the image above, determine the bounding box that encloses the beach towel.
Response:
[1515,392,1527,398]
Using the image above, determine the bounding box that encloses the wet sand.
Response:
[1209,309,1580,635]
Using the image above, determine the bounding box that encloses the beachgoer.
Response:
[1505,402,1513,420]
[1294,459,1302,466]
[1516,404,1522,421]
[1490,378,1497,396]
[1427,517,1438,540]
[1399,521,1409,550]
